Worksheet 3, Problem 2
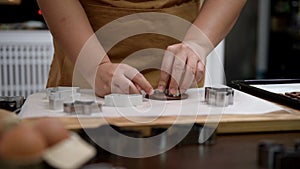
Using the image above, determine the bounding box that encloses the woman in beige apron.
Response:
[37,0,246,97]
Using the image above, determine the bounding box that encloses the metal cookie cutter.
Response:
[46,86,80,99]
[204,87,234,107]
[64,100,102,115]
[47,87,81,110]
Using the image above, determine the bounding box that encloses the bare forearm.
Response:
[158,0,246,94]
[37,0,110,63]
[186,0,246,48]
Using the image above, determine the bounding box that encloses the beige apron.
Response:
[47,0,202,89]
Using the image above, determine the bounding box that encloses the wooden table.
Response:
[84,131,300,169]
[23,103,300,134]
[21,100,300,169]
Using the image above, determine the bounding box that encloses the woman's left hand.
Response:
[157,42,206,96]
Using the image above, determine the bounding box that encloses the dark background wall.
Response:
[225,0,300,85]
[0,0,43,23]
[224,0,259,85]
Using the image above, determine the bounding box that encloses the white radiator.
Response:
[0,30,54,97]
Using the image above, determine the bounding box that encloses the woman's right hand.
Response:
[94,62,154,97]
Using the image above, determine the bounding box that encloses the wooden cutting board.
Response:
[22,104,300,133]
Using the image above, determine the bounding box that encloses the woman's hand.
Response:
[94,62,154,97]
[157,42,206,96]
[157,0,246,96]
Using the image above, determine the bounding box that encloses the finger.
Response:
[179,50,198,93]
[169,47,187,95]
[116,64,153,95]
[128,80,141,94]
[131,72,154,95]
[120,64,153,95]
[118,65,154,94]
[121,64,140,80]
[158,71,169,92]
[158,45,177,92]
[134,83,142,92]
[195,61,205,86]
[110,64,138,94]
[113,75,140,94]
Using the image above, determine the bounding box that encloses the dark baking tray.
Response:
[231,79,300,110]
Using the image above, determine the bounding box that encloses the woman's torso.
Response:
[47,0,200,88]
